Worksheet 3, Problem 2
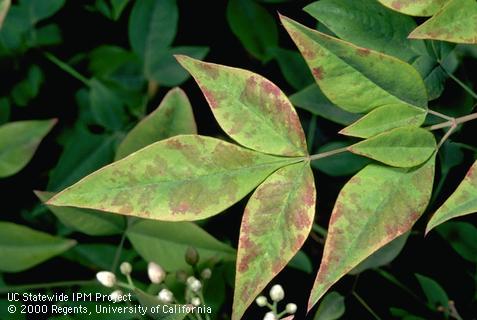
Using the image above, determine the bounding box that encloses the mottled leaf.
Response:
[415,274,449,312]
[437,222,477,263]
[313,291,345,320]
[377,0,448,16]
[280,15,428,113]
[426,161,477,232]
[48,135,297,221]
[308,157,435,309]
[35,191,126,236]
[340,105,427,138]
[290,84,360,126]
[233,163,315,320]
[176,56,307,156]
[0,0,10,29]
[349,232,409,274]
[348,127,436,168]
[226,0,278,61]
[116,88,196,160]
[126,219,235,271]
[312,141,371,177]
[0,221,75,272]
[0,119,56,178]
[409,0,477,44]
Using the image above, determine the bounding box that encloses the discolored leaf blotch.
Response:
[115,88,197,160]
[233,162,315,320]
[348,127,436,168]
[176,55,307,156]
[408,0,477,44]
[308,156,435,310]
[48,135,298,221]
[340,105,427,139]
[0,0,10,28]
[280,15,428,114]
[426,161,477,233]
[0,119,56,178]
[377,0,448,16]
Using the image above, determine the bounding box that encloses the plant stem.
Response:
[352,291,382,320]
[0,280,96,294]
[307,115,317,154]
[425,112,477,131]
[308,146,349,161]
[428,109,454,121]
[445,71,477,100]
[374,269,424,305]
[44,52,90,87]
[111,230,128,272]
[437,124,457,149]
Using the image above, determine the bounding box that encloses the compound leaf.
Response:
[48,135,297,221]
[308,156,435,309]
[348,127,436,167]
[280,15,428,114]
[176,55,307,156]
[116,88,197,160]
[409,0,477,44]
[426,161,477,232]
[0,221,75,272]
[233,162,315,320]
[0,119,56,178]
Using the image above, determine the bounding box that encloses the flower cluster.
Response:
[255,284,297,320]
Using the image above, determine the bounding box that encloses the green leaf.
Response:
[0,0,10,28]
[0,299,25,320]
[47,126,119,191]
[390,307,427,320]
[226,0,278,61]
[48,135,297,221]
[64,243,136,271]
[270,47,314,90]
[308,156,435,309]
[150,46,209,87]
[176,56,307,156]
[128,0,178,77]
[340,105,427,139]
[116,88,196,160]
[290,84,360,126]
[313,291,345,320]
[89,45,139,78]
[11,65,44,107]
[415,274,449,312]
[409,0,477,44]
[437,222,477,263]
[288,250,313,274]
[20,0,65,23]
[312,141,371,177]
[349,232,409,275]
[127,219,235,271]
[233,163,315,320]
[348,127,436,168]
[377,0,447,16]
[0,119,56,178]
[280,15,428,113]
[0,97,10,124]
[0,221,75,272]
[426,161,477,232]
[90,78,127,130]
[135,289,187,320]
[35,191,125,236]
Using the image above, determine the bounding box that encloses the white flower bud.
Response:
[255,295,268,307]
[158,288,174,303]
[201,268,212,279]
[269,284,284,302]
[110,290,123,303]
[191,297,201,306]
[148,262,166,284]
[286,303,297,314]
[96,271,116,287]
[186,276,202,293]
[263,311,277,320]
[120,262,132,275]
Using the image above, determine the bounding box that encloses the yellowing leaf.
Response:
[176,55,307,156]
[116,88,196,160]
[280,15,428,114]
[377,0,448,16]
[340,105,427,138]
[426,161,477,233]
[348,127,436,167]
[408,0,477,44]
[233,162,315,320]
[308,156,435,310]
[48,135,298,221]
